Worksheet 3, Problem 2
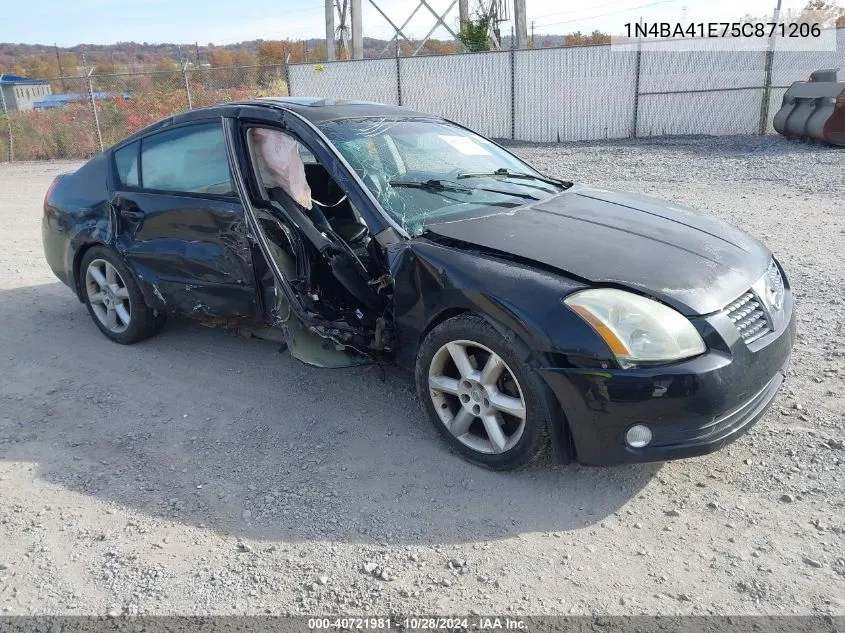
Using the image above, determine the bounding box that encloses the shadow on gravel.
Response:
[0,283,658,546]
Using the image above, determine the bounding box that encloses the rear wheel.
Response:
[415,314,551,470]
[80,246,165,344]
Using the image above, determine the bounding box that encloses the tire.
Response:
[79,246,166,344]
[415,314,551,470]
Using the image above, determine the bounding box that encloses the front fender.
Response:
[387,238,610,370]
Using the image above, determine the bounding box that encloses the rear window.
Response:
[114,141,139,188]
[140,122,234,196]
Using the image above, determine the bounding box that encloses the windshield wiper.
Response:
[457,168,569,189]
[389,178,540,201]
[389,179,473,193]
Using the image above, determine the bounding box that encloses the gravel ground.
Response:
[0,135,842,617]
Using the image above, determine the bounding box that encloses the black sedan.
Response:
[42,98,795,470]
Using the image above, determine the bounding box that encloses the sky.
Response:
[3,0,815,47]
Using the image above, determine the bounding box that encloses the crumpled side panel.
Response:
[386,238,590,370]
[113,191,259,320]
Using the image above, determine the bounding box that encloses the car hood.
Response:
[424,184,771,316]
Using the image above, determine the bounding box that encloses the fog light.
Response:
[625,424,653,448]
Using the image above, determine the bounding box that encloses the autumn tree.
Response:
[155,57,179,71]
[565,31,585,46]
[587,30,611,45]
[257,40,294,66]
[7,53,80,79]
[208,47,233,67]
[231,50,256,66]
[420,40,460,55]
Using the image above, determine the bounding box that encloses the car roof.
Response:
[114,98,440,149]
[250,97,436,124]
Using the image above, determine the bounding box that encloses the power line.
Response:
[533,0,677,29]
[529,0,651,22]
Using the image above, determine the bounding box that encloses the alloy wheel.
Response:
[427,339,526,454]
[85,259,132,334]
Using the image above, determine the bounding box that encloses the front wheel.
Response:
[415,314,551,470]
[80,246,166,344]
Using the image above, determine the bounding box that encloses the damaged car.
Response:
[42,98,795,470]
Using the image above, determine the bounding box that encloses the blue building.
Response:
[0,74,52,111]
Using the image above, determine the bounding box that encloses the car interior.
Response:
[301,163,369,245]
[244,126,386,333]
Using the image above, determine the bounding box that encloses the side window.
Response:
[140,122,234,196]
[114,141,140,188]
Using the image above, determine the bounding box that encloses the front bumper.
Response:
[539,291,796,466]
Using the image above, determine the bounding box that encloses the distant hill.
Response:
[0,35,572,78]
[0,39,455,76]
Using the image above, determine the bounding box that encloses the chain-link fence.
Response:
[3,33,844,163]
[288,28,845,143]
[0,64,288,162]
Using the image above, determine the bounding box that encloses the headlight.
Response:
[563,288,706,366]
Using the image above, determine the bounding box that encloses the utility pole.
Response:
[351,0,364,59]
[459,0,469,26]
[530,20,535,47]
[54,44,67,90]
[195,42,201,67]
[513,0,528,50]
[325,0,336,61]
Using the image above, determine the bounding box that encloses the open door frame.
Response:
[222,116,392,358]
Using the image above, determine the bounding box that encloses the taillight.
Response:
[43,176,62,210]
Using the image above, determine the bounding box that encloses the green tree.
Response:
[459,15,491,52]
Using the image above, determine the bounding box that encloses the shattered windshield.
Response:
[319,118,567,235]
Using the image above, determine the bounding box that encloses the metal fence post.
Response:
[510,48,516,140]
[395,47,403,106]
[632,37,643,138]
[182,62,193,110]
[0,75,13,162]
[758,4,781,136]
[758,48,776,136]
[86,68,104,152]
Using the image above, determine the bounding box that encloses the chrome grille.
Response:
[766,260,785,309]
[725,291,772,343]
